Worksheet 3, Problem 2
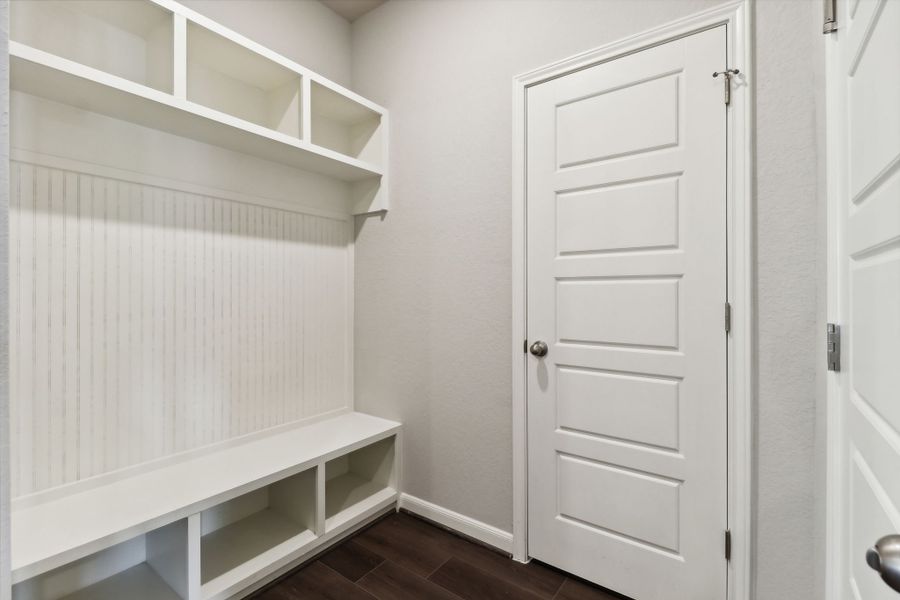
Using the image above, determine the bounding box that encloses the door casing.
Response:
[511,3,753,600]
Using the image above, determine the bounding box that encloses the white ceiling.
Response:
[320,0,386,22]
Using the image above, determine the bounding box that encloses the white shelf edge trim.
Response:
[11,407,353,512]
[7,149,354,223]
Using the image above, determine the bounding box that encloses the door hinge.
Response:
[827,323,841,371]
[725,529,732,561]
[725,302,732,334]
[712,68,740,105]
[823,0,837,33]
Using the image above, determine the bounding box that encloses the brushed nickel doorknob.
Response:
[866,534,900,592]
[529,341,549,358]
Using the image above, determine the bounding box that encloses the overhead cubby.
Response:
[9,0,389,209]
[12,520,193,600]
[200,469,317,597]
[311,81,384,166]
[10,0,174,93]
[187,23,302,139]
[325,436,397,531]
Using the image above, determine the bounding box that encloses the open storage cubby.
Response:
[187,23,302,139]
[311,80,383,165]
[12,520,192,600]
[200,468,316,593]
[10,0,173,93]
[10,0,389,207]
[325,436,397,530]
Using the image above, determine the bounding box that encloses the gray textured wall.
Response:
[753,1,827,599]
[351,0,825,597]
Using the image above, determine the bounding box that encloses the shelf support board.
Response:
[316,464,327,537]
[302,76,313,144]
[173,14,187,99]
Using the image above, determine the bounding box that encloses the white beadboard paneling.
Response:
[9,160,352,497]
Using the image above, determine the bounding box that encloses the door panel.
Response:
[556,178,680,255]
[833,0,900,597]
[557,368,680,450]
[853,261,900,430]
[558,454,682,552]
[847,0,899,200]
[526,27,727,600]
[557,278,680,347]
[556,74,680,167]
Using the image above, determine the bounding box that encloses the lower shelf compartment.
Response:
[200,468,317,598]
[13,520,191,600]
[325,436,397,531]
[325,473,395,529]
[201,509,314,585]
[60,563,181,600]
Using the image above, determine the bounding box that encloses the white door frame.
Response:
[510,2,754,599]
[824,10,842,599]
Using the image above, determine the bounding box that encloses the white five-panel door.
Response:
[526,27,728,600]
[829,0,900,598]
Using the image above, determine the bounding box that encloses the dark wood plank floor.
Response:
[252,512,630,600]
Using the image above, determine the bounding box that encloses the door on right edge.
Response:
[829,0,900,598]
[526,26,728,600]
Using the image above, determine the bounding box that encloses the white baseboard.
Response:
[398,493,514,554]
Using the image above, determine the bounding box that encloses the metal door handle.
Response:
[529,341,549,357]
[866,535,900,592]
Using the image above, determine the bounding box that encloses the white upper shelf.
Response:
[8,0,388,186]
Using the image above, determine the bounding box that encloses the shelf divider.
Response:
[301,76,312,144]
[173,13,187,99]
[187,514,202,600]
[316,463,327,536]
[146,519,192,599]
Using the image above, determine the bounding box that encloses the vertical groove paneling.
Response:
[9,161,351,497]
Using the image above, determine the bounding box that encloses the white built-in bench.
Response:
[11,412,402,600]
